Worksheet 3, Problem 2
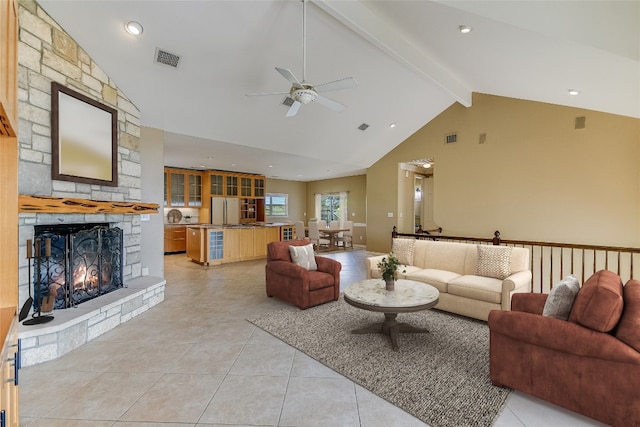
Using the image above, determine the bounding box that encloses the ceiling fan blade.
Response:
[276,67,303,89]
[246,91,290,97]
[314,76,358,93]
[314,94,346,112]
[285,100,302,117]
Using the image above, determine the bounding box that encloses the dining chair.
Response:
[317,219,327,229]
[337,220,353,249]
[294,221,306,240]
[329,220,342,247]
[308,221,329,251]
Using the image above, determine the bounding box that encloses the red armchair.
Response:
[265,239,341,309]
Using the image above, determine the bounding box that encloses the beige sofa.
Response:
[365,239,532,321]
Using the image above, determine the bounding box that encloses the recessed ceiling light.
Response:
[458,25,473,34]
[125,21,143,36]
[389,123,396,128]
[268,165,273,168]
[568,89,580,96]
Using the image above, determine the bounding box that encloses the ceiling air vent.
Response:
[154,48,181,69]
[358,123,369,131]
[282,96,295,107]
[445,133,457,144]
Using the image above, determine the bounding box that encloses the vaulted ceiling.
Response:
[37,0,640,181]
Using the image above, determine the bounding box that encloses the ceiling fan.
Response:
[247,0,357,117]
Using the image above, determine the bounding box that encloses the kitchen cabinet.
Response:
[186,227,205,263]
[0,1,19,425]
[281,225,294,241]
[225,174,238,197]
[253,177,265,197]
[164,225,186,253]
[240,176,252,197]
[185,225,287,266]
[209,172,224,197]
[164,168,202,207]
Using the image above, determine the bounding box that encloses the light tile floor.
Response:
[19,249,607,427]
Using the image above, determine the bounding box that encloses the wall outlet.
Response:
[387,212,394,218]
[140,214,151,221]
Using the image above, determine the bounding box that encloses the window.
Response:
[265,193,288,217]
[315,192,348,224]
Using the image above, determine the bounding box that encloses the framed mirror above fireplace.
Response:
[51,82,118,187]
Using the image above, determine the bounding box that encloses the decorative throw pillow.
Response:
[289,244,317,271]
[568,270,624,332]
[615,280,640,353]
[475,245,512,280]
[542,275,580,320]
[392,238,415,266]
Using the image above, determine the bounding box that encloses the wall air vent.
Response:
[358,123,369,131]
[575,116,586,130]
[282,96,295,107]
[154,48,181,68]
[445,133,457,144]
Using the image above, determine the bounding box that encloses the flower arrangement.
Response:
[377,252,405,282]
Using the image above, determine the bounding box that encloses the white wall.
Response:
[140,127,165,277]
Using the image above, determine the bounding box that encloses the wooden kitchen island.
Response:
[186,223,293,266]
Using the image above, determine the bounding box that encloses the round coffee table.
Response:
[343,278,439,351]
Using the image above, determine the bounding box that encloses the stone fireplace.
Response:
[32,223,123,311]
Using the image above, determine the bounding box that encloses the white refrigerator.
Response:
[211,197,240,225]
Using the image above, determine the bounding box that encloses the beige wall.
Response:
[367,93,640,252]
[265,178,307,222]
[306,175,367,225]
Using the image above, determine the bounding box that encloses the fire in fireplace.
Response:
[32,223,123,310]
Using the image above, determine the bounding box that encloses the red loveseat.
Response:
[265,239,341,309]
[488,270,640,427]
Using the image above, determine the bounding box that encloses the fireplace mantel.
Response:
[19,194,159,214]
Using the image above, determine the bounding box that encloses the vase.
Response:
[385,279,395,291]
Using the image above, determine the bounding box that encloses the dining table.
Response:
[318,227,350,248]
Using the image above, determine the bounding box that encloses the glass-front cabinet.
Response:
[209,172,224,196]
[188,173,201,207]
[170,172,185,206]
[241,176,252,197]
[254,177,265,197]
[226,174,238,197]
[165,168,203,207]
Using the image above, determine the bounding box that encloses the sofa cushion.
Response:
[542,275,580,320]
[476,245,512,279]
[307,270,335,290]
[289,243,317,271]
[615,280,640,352]
[568,270,624,332]
[405,269,461,293]
[392,238,415,266]
[448,275,503,304]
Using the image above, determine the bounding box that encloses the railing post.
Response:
[492,230,501,245]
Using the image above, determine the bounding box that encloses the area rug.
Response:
[248,297,510,427]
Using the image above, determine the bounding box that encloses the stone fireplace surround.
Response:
[17,196,164,367]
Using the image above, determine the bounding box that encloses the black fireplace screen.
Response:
[33,223,123,310]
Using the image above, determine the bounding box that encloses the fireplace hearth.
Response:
[31,223,123,311]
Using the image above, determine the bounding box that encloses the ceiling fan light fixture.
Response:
[292,88,317,104]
